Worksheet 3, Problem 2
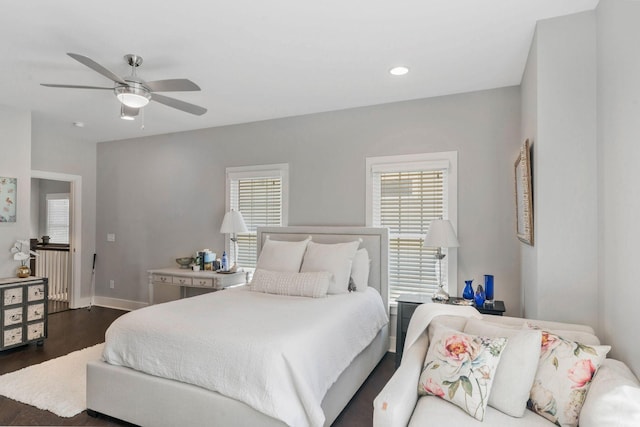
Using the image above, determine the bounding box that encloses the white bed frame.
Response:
[87,226,390,426]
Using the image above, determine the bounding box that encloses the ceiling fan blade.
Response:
[144,79,201,92]
[151,93,207,116]
[67,53,128,85]
[41,83,113,90]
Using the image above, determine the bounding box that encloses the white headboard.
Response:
[256,226,389,311]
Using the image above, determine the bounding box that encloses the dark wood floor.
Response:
[0,306,396,426]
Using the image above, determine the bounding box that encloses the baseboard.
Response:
[92,296,148,311]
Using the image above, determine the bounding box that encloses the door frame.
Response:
[31,170,83,308]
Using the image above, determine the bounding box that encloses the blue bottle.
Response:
[221,251,228,271]
[474,285,486,307]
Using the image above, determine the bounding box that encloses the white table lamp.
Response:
[423,219,459,301]
[220,210,248,268]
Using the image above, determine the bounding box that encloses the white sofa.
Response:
[374,305,640,427]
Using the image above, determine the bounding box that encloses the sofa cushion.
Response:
[579,358,640,427]
[418,325,508,421]
[409,395,553,427]
[527,330,610,427]
[464,318,542,417]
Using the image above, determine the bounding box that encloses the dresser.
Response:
[1,276,48,351]
[148,268,246,304]
[395,293,506,367]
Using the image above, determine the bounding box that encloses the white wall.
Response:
[96,87,522,314]
[520,31,539,319]
[597,0,640,375]
[520,11,598,328]
[0,106,31,278]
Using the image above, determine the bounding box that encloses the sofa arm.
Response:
[373,332,429,427]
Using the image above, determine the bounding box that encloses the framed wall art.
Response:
[514,140,533,245]
[0,177,17,222]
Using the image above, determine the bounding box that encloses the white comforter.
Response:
[102,286,388,427]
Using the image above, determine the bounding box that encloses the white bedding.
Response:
[102,286,388,427]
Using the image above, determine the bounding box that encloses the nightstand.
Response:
[395,293,506,367]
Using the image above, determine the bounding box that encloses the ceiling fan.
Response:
[41,53,207,119]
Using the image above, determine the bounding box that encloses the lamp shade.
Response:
[423,219,459,248]
[220,210,248,234]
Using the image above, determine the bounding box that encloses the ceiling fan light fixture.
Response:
[120,104,139,120]
[115,85,151,108]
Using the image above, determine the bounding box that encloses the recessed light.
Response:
[389,66,409,76]
[73,122,84,128]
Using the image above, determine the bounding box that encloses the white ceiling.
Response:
[1,0,598,143]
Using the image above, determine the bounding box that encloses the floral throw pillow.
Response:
[417,325,508,421]
[527,329,611,427]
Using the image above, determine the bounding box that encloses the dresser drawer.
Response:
[4,307,23,326]
[4,327,23,347]
[152,274,172,285]
[3,287,22,306]
[192,278,213,287]
[27,283,45,302]
[27,303,45,321]
[27,322,45,340]
[172,276,192,286]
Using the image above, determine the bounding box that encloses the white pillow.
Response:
[579,359,640,427]
[301,240,360,294]
[249,269,330,298]
[463,318,542,417]
[256,236,310,272]
[350,248,370,292]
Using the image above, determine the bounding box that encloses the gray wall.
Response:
[519,11,598,327]
[96,87,522,313]
[0,106,31,278]
[597,0,640,375]
[31,115,98,305]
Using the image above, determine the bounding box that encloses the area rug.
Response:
[0,343,103,417]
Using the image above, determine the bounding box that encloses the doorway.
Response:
[31,170,82,311]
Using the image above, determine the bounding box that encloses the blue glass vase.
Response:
[484,274,494,303]
[462,280,474,301]
[474,284,486,307]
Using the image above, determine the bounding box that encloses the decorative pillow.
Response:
[464,318,542,417]
[527,329,611,427]
[300,240,360,294]
[256,236,311,272]
[418,325,508,421]
[350,248,370,292]
[249,269,330,298]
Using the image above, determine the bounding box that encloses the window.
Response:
[46,193,70,244]
[226,164,289,268]
[366,152,458,303]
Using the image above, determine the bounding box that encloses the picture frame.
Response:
[514,139,533,245]
[0,177,17,223]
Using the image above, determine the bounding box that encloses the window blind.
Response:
[372,169,447,302]
[230,176,283,268]
[46,195,70,244]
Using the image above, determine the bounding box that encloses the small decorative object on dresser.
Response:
[484,274,494,304]
[1,276,48,351]
[10,239,39,278]
[462,279,474,302]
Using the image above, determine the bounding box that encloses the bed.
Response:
[87,226,390,427]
